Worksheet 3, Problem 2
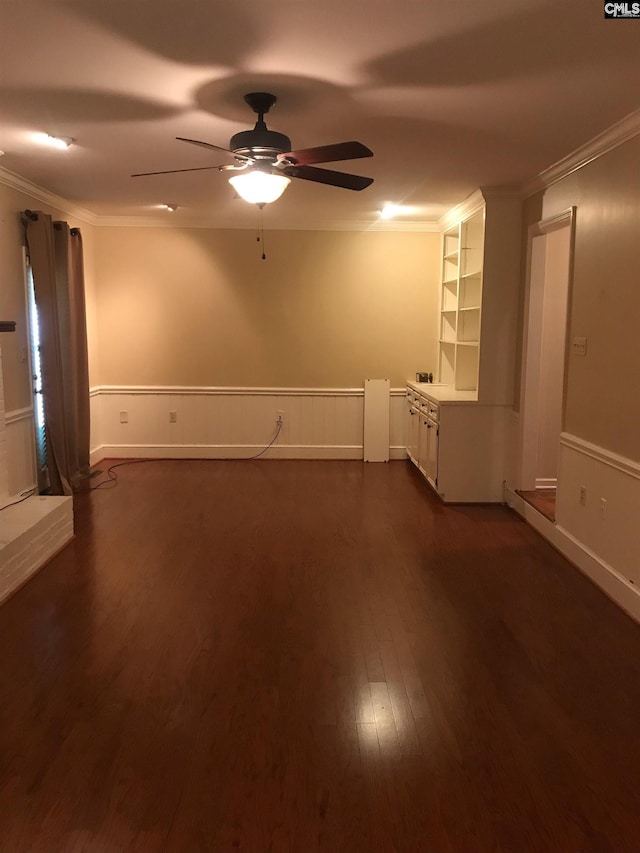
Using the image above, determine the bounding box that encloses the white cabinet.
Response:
[426,415,438,489]
[407,391,438,483]
[405,391,420,466]
[417,409,429,477]
[406,382,509,503]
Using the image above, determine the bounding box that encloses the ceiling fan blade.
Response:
[279,141,373,166]
[131,165,225,177]
[176,136,253,162]
[282,164,373,191]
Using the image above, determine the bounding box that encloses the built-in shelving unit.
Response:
[407,188,523,503]
[438,210,484,394]
[437,189,522,404]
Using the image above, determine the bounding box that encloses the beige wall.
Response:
[532,135,640,462]
[0,182,98,410]
[6,131,636,459]
[94,226,439,388]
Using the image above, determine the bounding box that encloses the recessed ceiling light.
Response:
[34,133,74,150]
[161,203,178,212]
[379,203,403,219]
[379,202,420,220]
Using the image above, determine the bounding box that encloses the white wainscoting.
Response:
[89,387,101,462]
[90,386,408,464]
[505,431,640,623]
[0,495,74,606]
[5,407,37,497]
[556,433,640,588]
[0,344,8,501]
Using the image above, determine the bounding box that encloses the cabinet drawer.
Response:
[427,402,439,421]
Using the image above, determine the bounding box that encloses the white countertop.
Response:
[406,381,478,403]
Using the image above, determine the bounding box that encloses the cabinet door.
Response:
[427,417,439,487]
[407,405,420,465]
[418,415,429,477]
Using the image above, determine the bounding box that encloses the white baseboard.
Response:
[92,443,366,461]
[91,443,408,467]
[390,446,407,461]
[504,486,640,624]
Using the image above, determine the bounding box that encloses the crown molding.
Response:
[438,188,485,231]
[90,215,441,232]
[0,166,99,226]
[0,167,440,231]
[438,185,523,232]
[358,219,441,233]
[522,108,640,197]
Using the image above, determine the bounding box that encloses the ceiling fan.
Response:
[131,92,374,205]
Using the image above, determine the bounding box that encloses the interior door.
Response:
[519,210,574,492]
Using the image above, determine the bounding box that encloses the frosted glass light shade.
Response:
[229,171,291,204]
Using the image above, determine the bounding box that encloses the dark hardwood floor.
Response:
[2,459,640,853]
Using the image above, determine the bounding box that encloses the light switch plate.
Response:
[572,336,587,357]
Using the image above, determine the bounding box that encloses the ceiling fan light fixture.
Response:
[228,171,291,205]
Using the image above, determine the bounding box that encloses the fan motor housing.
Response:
[230,127,292,160]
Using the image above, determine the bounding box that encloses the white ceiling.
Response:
[1,0,639,229]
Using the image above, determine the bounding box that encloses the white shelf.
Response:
[438,208,484,394]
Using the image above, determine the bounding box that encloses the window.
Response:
[25,259,50,492]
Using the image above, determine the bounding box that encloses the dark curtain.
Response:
[22,211,91,495]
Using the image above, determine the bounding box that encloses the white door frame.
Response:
[517,207,576,492]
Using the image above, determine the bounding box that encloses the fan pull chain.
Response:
[256,204,267,260]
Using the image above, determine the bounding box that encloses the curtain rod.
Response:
[22,210,80,236]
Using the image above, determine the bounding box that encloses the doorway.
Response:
[518,209,575,519]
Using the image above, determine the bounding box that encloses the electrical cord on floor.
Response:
[75,420,283,493]
[240,419,282,461]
